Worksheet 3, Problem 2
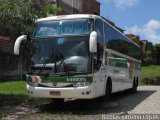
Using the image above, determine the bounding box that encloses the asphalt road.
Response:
[1,86,160,120]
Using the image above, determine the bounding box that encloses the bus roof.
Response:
[35,14,97,23]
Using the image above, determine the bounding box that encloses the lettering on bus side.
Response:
[66,78,87,82]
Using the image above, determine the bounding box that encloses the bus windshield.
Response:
[30,37,91,74]
[33,19,93,37]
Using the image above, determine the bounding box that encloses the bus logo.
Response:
[53,82,57,86]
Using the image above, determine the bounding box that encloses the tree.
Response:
[153,44,160,65]
[0,0,61,39]
[41,3,61,16]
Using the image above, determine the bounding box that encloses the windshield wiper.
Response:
[38,47,64,75]
[38,49,55,75]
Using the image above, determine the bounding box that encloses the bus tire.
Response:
[136,77,139,87]
[131,80,137,93]
[104,78,112,101]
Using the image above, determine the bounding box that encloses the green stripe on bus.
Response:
[25,76,92,83]
[40,76,93,83]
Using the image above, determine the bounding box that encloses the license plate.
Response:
[50,91,60,96]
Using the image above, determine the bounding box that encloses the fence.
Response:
[0,36,26,81]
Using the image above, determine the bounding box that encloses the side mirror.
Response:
[89,31,97,53]
[14,35,27,55]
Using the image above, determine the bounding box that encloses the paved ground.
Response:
[1,86,160,120]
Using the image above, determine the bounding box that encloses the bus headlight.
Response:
[73,82,91,87]
[27,76,41,87]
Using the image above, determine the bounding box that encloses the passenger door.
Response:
[109,53,128,91]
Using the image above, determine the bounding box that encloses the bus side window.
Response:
[109,54,127,68]
[109,57,116,66]
[116,60,127,68]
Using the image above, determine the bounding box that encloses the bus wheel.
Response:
[52,98,64,104]
[104,79,112,101]
[131,80,137,93]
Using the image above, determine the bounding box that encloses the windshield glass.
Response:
[31,37,91,74]
[33,19,93,37]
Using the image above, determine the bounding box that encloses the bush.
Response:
[141,76,160,85]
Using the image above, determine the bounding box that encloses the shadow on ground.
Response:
[0,94,28,107]
[0,94,50,107]
[38,89,156,115]
[109,89,157,114]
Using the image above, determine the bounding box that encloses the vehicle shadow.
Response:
[38,89,156,115]
[0,94,28,107]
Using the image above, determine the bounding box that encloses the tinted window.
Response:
[34,19,93,37]
[104,22,141,60]
[109,54,128,68]
[31,37,91,73]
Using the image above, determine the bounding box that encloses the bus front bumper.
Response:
[26,84,96,99]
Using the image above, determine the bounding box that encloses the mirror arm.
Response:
[14,35,27,55]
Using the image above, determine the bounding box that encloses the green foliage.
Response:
[142,76,160,85]
[141,65,160,85]
[141,65,160,79]
[0,81,27,95]
[142,44,160,65]
[0,0,61,38]
[0,81,50,106]
[0,0,36,38]
[41,3,61,16]
[153,44,160,64]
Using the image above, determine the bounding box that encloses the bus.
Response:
[14,14,141,102]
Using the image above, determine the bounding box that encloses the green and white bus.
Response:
[14,14,141,101]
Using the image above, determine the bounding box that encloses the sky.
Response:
[99,0,160,44]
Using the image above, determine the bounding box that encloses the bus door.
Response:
[109,53,128,91]
[93,45,106,97]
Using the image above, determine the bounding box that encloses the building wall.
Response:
[141,40,153,53]
[0,36,13,54]
[82,0,100,15]
[58,0,80,14]
[0,54,22,81]
[0,36,24,80]
[34,0,100,15]
[59,0,100,15]
[61,0,82,12]
[58,0,100,15]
